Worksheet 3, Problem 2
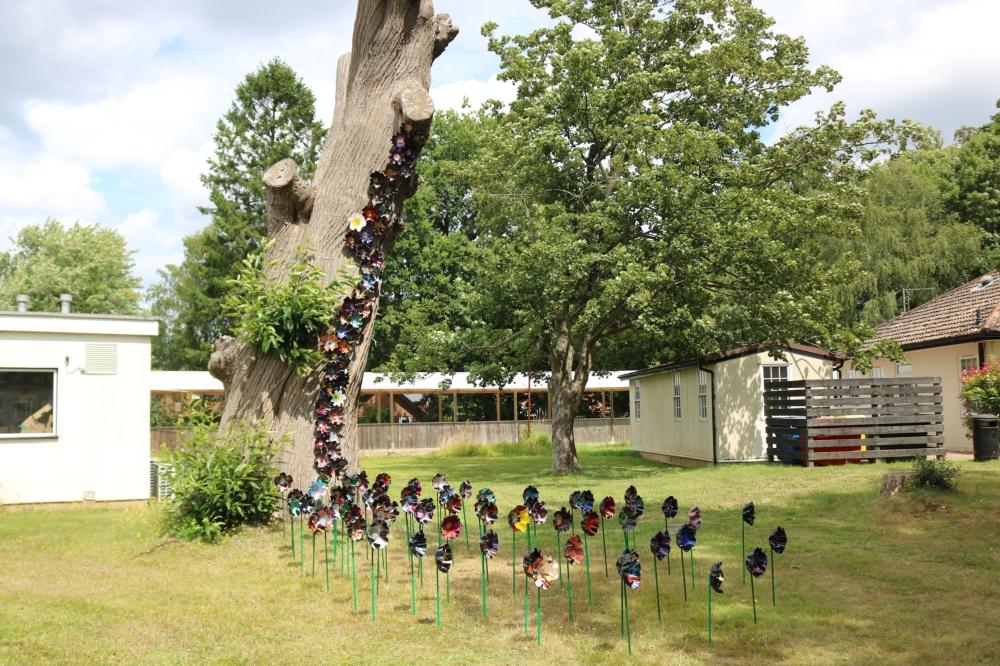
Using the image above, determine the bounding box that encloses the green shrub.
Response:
[960,358,1000,430]
[909,459,960,492]
[224,242,352,374]
[162,422,285,542]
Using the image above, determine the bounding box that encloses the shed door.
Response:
[759,365,789,446]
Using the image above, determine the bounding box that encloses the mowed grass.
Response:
[2,445,999,665]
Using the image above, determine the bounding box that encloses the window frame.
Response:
[895,363,912,376]
[697,370,709,421]
[672,373,682,421]
[0,367,59,440]
[871,366,885,379]
[633,381,641,421]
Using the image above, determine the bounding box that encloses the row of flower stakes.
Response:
[274,471,789,653]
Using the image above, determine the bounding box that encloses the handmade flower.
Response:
[480,530,499,559]
[441,514,462,540]
[649,531,671,560]
[581,510,600,537]
[308,479,328,500]
[375,501,399,525]
[624,485,638,503]
[300,495,316,515]
[710,561,725,593]
[415,498,435,525]
[552,507,572,533]
[579,490,595,513]
[310,507,334,532]
[676,524,697,551]
[523,485,540,504]
[618,507,638,532]
[742,501,755,526]
[435,544,453,573]
[375,472,391,489]
[661,496,678,519]
[287,489,304,515]
[616,549,641,590]
[523,548,543,577]
[407,478,423,496]
[348,515,367,542]
[769,526,787,554]
[508,505,531,533]
[568,490,582,510]
[348,213,365,231]
[535,555,559,589]
[459,480,473,500]
[746,547,768,577]
[528,499,548,525]
[478,502,498,526]
[409,530,427,558]
[475,487,495,506]
[367,520,390,549]
[446,493,462,515]
[400,491,419,514]
[274,472,293,493]
[626,493,644,517]
[600,496,616,519]
[564,535,584,565]
[431,473,447,492]
[688,506,702,530]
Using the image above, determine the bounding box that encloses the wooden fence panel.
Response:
[763,377,944,467]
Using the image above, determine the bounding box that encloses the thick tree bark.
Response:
[211,0,457,484]
[548,318,589,474]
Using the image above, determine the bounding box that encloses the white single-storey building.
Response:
[0,308,158,504]
[623,343,841,466]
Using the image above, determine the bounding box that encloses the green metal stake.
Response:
[620,578,625,637]
[290,509,296,556]
[351,540,357,611]
[665,521,671,575]
[601,519,609,577]
[324,531,330,592]
[624,581,632,656]
[742,520,746,585]
[481,550,487,618]
[653,555,662,622]
[384,545,389,582]
[567,558,573,620]
[680,549,688,601]
[332,520,338,572]
[536,586,542,645]
[771,546,776,606]
[435,566,441,628]
[524,572,530,633]
[512,530,517,598]
[707,572,713,644]
[410,551,417,615]
[463,504,471,552]
[583,534,593,606]
[312,532,316,577]
[299,514,305,571]
[750,573,758,624]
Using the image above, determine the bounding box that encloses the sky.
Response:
[1,0,998,288]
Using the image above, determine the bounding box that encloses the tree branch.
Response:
[263,159,316,232]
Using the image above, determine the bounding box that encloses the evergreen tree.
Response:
[945,99,1000,236]
[150,58,326,369]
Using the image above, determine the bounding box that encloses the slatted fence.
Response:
[764,377,944,466]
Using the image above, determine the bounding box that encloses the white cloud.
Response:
[160,142,213,238]
[431,74,517,112]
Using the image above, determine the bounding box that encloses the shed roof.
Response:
[620,343,841,380]
[869,274,1000,350]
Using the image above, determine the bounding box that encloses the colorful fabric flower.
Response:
[308,479,328,500]
[600,496,616,519]
[688,506,702,530]
[480,530,499,559]
[581,510,600,537]
[626,493,644,517]
[459,480,473,500]
[367,520,390,549]
[769,526,787,554]
[310,507,334,533]
[618,506,640,532]
[438,484,456,506]
[710,561,725,593]
[441,514,462,540]
[523,548,559,590]
[446,493,462,515]
[624,485,638,503]
[569,490,582,510]
[649,531,671,560]
[287,489,304,516]
[431,473,448,492]
[522,485,540,504]
[564,535,584,565]
[676,524,697,551]
[435,544,453,573]
[527,499,548,525]
[476,487,496,506]
[578,490,595,513]
[742,501,755,526]
[508,505,531,533]
[375,472,391,489]
[616,549,641,590]
[407,478,423,496]
[661,496,678,519]
[552,507,572,533]
[415,498,435,525]
[348,213,365,231]
[274,472,293,493]
[409,530,427,557]
[746,547,768,577]
[478,502,498,526]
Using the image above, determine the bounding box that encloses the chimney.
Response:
[15,294,29,312]
[59,293,73,314]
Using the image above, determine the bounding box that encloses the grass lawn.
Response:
[2,445,999,665]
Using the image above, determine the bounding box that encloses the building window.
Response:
[761,365,788,385]
[697,370,709,420]
[673,373,682,420]
[871,367,885,379]
[846,369,860,379]
[960,356,978,379]
[896,363,912,376]
[633,381,641,421]
[0,369,56,437]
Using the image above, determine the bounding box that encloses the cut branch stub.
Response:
[263,158,316,231]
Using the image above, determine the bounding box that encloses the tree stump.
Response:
[880,471,915,498]
[210,0,458,483]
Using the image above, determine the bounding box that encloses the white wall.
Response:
[0,314,157,504]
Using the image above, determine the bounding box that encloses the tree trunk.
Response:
[548,320,588,474]
[210,0,457,484]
